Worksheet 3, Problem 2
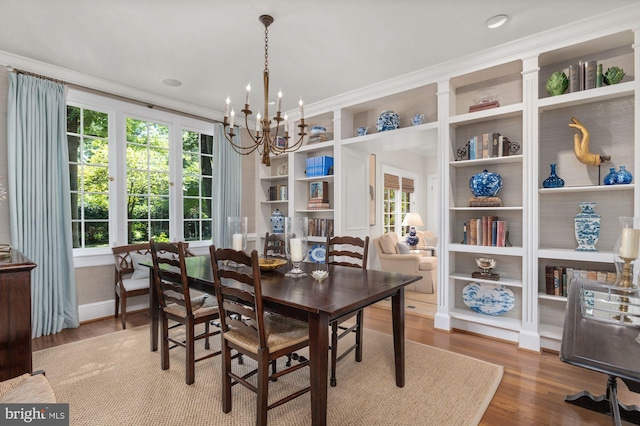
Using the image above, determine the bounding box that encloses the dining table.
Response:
[147,255,421,425]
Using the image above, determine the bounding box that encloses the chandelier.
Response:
[223,15,307,166]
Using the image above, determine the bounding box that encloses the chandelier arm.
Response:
[223,128,261,154]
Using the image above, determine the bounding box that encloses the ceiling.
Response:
[0,1,637,116]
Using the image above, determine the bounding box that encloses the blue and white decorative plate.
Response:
[462,282,515,316]
[308,244,326,263]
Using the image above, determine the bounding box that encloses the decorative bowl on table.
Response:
[258,257,288,271]
[311,269,329,283]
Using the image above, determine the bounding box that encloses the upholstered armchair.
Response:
[372,232,437,294]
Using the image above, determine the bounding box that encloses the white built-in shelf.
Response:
[538,81,635,112]
[296,209,334,213]
[296,175,334,182]
[450,155,523,167]
[450,273,523,288]
[449,103,523,126]
[297,140,334,153]
[450,206,523,211]
[449,243,523,256]
[449,308,522,331]
[537,248,614,263]
[539,184,634,194]
[538,324,563,341]
[308,236,327,243]
[538,293,567,302]
[260,174,288,182]
[261,200,288,204]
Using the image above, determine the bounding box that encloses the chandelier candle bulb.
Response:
[284,114,289,132]
[277,90,282,112]
[245,83,250,105]
[620,228,640,259]
[256,112,261,132]
[290,238,303,262]
[230,110,235,129]
[299,98,304,119]
[225,97,230,118]
[232,233,243,251]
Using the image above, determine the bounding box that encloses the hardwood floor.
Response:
[33,307,637,425]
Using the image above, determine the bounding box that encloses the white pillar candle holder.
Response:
[285,216,308,278]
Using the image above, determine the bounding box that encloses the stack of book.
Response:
[469,100,500,113]
[569,60,601,92]
[463,217,507,247]
[308,181,329,210]
[306,156,334,177]
[464,133,512,160]
[308,218,334,237]
[544,265,616,297]
[307,132,331,144]
[468,196,502,207]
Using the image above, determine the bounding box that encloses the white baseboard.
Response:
[78,296,148,323]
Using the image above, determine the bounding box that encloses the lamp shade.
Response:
[402,213,424,227]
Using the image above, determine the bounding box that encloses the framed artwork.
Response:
[309,181,328,202]
[369,154,376,226]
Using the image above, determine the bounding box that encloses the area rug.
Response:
[33,326,502,425]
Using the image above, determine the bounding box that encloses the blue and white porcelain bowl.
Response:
[469,169,503,198]
[310,126,326,136]
[462,282,515,316]
[376,110,400,132]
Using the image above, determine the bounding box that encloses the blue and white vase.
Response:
[616,165,633,184]
[542,163,565,188]
[604,167,617,185]
[376,110,400,132]
[469,169,503,198]
[270,209,284,234]
[574,202,600,252]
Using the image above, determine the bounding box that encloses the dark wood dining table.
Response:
[148,256,420,425]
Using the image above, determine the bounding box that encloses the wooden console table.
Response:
[560,279,640,425]
[0,250,37,381]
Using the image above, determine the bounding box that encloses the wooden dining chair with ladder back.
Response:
[150,239,221,385]
[209,246,310,425]
[326,234,369,387]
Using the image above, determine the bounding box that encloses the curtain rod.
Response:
[6,65,224,125]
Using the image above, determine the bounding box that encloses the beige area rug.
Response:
[373,290,438,319]
[33,325,502,426]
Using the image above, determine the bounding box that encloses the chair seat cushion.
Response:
[225,312,308,354]
[164,294,218,319]
[122,277,149,292]
[0,374,56,403]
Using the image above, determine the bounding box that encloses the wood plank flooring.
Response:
[33,307,638,425]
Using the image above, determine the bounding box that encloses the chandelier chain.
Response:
[264,24,269,74]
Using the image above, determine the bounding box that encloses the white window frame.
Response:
[381,165,419,237]
[67,89,215,267]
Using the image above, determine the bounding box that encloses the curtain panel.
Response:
[212,123,242,249]
[7,73,79,337]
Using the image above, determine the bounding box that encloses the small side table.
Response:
[560,279,640,425]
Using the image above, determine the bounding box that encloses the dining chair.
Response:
[150,239,221,385]
[263,232,287,259]
[209,246,310,426]
[325,234,369,387]
[112,243,151,329]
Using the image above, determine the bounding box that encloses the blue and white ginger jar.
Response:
[376,110,400,132]
[574,202,600,252]
[616,165,633,184]
[270,209,284,234]
[469,169,502,197]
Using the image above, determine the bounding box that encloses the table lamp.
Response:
[402,213,424,249]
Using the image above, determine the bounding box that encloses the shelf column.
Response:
[521,55,541,351]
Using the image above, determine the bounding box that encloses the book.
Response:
[584,60,597,90]
[469,218,477,245]
[482,133,490,159]
[278,185,287,201]
[468,197,503,207]
[569,63,581,92]
[496,221,507,247]
[463,222,467,244]
[468,100,500,112]
[553,268,561,296]
[469,137,476,160]
[545,265,555,295]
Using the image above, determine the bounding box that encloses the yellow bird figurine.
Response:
[568,117,610,166]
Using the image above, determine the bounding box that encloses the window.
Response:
[182,131,213,241]
[382,172,415,236]
[125,118,170,243]
[67,106,110,248]
[67,88,218,259]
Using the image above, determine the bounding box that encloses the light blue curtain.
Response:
[212,123,242,248]
[7,73,79,337]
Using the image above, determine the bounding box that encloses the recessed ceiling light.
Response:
[162,78,182,87]
[486,14,509,29]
